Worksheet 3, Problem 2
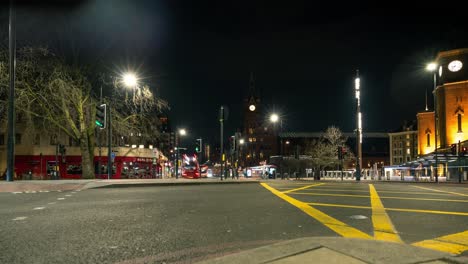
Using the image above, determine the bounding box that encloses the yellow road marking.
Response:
[293,192,370,198]
[412,230,468,254]
[299,188,459,197]
[261,183,372,239]
[412,186,468,197]
[282,183,325,194]
[308,202,371,210]
[292,192,468,203]
[307,202,468,216]
[369,184,402,243]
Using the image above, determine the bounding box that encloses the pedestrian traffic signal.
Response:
[95,104,107,129]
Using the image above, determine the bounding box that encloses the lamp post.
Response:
[270,113,283,179]
[119,72,140,180]
[426,62,438,183]
[174,128,187,179]
[355,71,362,181]
[6,1,16,182]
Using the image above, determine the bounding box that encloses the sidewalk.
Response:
[0,178,260,193]
[197,237,468,264]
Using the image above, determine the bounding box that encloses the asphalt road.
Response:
[0,181,466,263]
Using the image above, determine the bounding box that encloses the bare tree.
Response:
[0,47,168,178]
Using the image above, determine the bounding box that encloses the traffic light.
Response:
[195,139,202,153]
[451,144,457,155]
[95,104,107,129]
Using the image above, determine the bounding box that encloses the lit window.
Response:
[249,128,254,134]
[406,148,410,155]
[406,134,410,139]
[249,138,253,142]
[253,138,256,142]
[406,141,410,147]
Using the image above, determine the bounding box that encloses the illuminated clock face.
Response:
[249,104,256,111]
[448,60,463,72]
[439,65,442,77]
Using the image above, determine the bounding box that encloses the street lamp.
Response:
[174,128,187,179]
[123,72,138,88]
[355,70,362,181]
[270,113,279,123]
[427,62,438,183]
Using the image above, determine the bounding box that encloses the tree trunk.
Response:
[80,132,95,179]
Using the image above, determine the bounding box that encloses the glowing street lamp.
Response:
[123,72,138,88]
[270,113,279,123]
[179,128,187,136]
[239,138,245,145]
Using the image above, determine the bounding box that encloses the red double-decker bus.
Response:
[181,154,200,179]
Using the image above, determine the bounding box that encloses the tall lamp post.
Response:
[426,62,438,183]
[270,113,282,179]
[175,128,186,179]
[355,71,362,181]
[6,1,16,182]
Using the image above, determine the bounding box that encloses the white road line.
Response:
[12,217,27,221]
[33,207,45,210]
[57,198,65,200]
[12,192,22,194]
[48,202,56,205]
[65,195,72,197]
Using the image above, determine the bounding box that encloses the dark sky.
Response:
[3,0,468,145]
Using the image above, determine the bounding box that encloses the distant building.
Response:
[156,114,175,157]
[388,121,418,165]
[241,73,278,166]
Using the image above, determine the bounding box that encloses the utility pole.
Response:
[97,86,102,178]
[220,106,225,180]
[175,147,179,179]
[107,104,112,180]
[6,0,16,182]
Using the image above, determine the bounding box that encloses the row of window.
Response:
[393,141,415,148]
[393,148,417,156]
[392,134,417,141]
[394,156,411,164]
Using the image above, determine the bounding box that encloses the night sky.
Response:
[3,1,468,145]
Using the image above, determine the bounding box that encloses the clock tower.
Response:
[418,48,468,155]
[242,73,277,167]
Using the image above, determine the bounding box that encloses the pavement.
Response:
[0,177,260,193]
[1,179,466,263]
[198,237,467,264]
